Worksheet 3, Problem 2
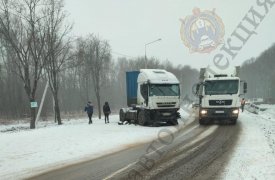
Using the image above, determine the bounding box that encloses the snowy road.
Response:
[1,106,275,180]
[30,106,275,180]
[194,106,275,180]
[148,107,275,180]
[27,110,231,180]
[28,118,204,180]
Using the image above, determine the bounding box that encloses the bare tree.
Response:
[43,0,72,125]
[0,0,48,128]
[77,35,111,119]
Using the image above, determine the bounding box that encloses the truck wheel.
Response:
[119,109,126,122]
[138,110,150,126]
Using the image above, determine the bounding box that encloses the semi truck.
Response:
[194,66,247,125]
[119,69,181,126]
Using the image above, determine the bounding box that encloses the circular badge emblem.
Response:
[180,8,225,53]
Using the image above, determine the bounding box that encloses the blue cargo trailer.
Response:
[126,71,140,106]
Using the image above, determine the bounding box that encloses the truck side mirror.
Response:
[243,82,247,93]
[192,83,200,96]
[196,84,200,93]
[141,84,148,101]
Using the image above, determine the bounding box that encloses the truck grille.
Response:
[209,100,232,106]
[156,102,176,108]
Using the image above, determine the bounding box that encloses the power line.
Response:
[112,51,134,59]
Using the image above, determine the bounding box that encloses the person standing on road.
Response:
[84,101,94,124]
[241,98,246,112]
[103,102,111,124]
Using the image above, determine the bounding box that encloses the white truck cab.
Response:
[137,69,180,109]
[195,66,247,125]
[120,69,181,126]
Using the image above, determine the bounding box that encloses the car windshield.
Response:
[204,80,239,95]
[149,84,180,96]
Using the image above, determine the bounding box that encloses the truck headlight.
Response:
[201,110,207,115]
[232,109,239,114]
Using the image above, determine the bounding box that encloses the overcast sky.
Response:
[65,0,275,70]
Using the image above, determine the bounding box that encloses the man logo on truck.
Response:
[180,8,225,53]
[216,100,225,105]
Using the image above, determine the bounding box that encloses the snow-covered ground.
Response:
[0,108,191,179]
[219,105,275,179]
[1,105,275,180]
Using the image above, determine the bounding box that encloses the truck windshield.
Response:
[149,84,180,96]
[204,80,239,95]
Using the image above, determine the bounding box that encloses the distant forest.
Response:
[0,53,199,120]
[241,43,275,102]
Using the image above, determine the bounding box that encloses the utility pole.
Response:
[35,81,49,126]
[145,38,162,68]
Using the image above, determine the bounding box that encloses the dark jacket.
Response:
[85,104,93,114]
[241,99,245,106]
[103,103,111,114]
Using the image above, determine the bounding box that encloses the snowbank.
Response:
[219,105,275,179]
